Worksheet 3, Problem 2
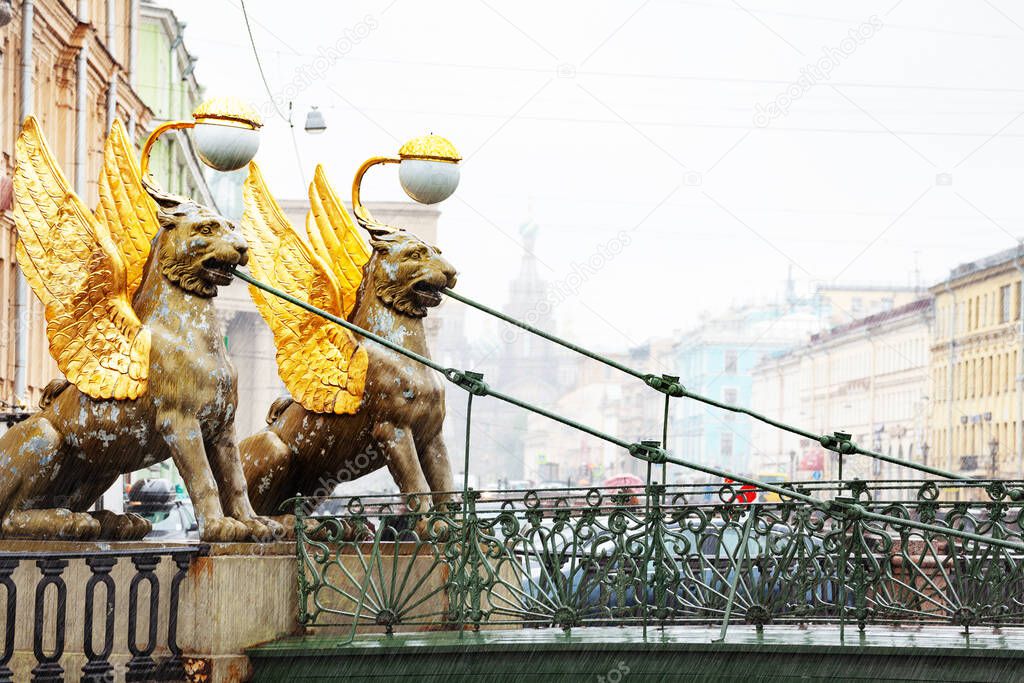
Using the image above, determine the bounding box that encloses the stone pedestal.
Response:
[175,542,299,683]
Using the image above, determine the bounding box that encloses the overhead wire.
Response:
[239,0,308,185]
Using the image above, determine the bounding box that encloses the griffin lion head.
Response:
[149,188,249,298]
[367,228,457,318]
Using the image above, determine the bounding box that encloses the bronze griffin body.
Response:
[236,164,457,520]
[0,118,277,542]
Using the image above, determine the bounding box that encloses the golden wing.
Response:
[241,162,368,414]
[13,117,150,401]
[94,119,160,298]
[305,164,370,317]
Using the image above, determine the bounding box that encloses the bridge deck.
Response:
[248,625,1024,682]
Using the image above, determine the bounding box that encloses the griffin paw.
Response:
[2,509,102,540]
[90,510,152,540]
[201,517,251,542]
[241,516,284,542]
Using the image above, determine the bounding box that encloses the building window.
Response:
[724,350,737,374]
[720,433,734,457]
[1001,285,1012,323]
[722,388,738,422]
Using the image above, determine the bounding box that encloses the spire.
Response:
[505,215,550,328]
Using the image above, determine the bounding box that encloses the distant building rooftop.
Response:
[815,283,921,293]
[809,297,932,344]
[942,245,1024,284]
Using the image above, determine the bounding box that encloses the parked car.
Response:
[126,479,200,541]
[137,500,200,541]
[516,516,847,619]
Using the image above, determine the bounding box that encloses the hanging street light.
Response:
[140,96,263,177]
[351,133,461,227]
[304,106,327,135]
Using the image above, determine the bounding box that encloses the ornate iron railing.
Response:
[0,545,204,683]
[293,480,1024,639]
[233,270,1024,643]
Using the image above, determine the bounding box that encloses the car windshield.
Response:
[150,508,184,532]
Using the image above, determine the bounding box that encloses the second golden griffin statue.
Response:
[237,156,459,531]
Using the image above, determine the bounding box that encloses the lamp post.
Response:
[989,436,999,480]
[139,96,263,178]
[351,134,461,227]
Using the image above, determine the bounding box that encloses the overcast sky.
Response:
[165,0,1024,349]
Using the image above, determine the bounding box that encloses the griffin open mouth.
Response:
[411,280,443,307]
[201,257,236,285]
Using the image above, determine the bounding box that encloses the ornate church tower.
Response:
[465,219,578,485]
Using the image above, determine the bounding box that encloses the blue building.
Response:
[669,281,925,481]
[671,304,824,481]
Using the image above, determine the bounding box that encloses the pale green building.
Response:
[134,0,215,206]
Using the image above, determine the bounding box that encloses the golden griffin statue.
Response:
[0,117,280,542]
[237,162,457,527]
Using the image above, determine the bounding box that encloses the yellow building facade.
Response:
[752,298,932,483]
[930,247,1024,480]
[0,0,152,410]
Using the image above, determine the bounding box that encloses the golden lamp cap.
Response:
[192,96,263,130]
[398,134,461,163]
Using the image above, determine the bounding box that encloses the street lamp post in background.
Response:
[304,106,327,135]
[984,412,993,479]
[990,437,1000,480]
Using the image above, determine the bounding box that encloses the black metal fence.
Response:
[0,545,205,683]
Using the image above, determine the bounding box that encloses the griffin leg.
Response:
[375,423,429,506]
[420,434,455,511]
[2,510,101,540]
[375,423,442,538]
[210,428,282,541]
[0,416,101,540]
[240,430,297,517]
[158,411,245,543]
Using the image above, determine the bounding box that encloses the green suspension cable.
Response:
[442,288,967,482]
[236,269,1024,552]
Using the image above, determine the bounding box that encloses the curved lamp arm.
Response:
[351,155,399,228]
[139,120,195,178]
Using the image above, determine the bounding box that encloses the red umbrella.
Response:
[603,473,645,495]
[723,477,757,504]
